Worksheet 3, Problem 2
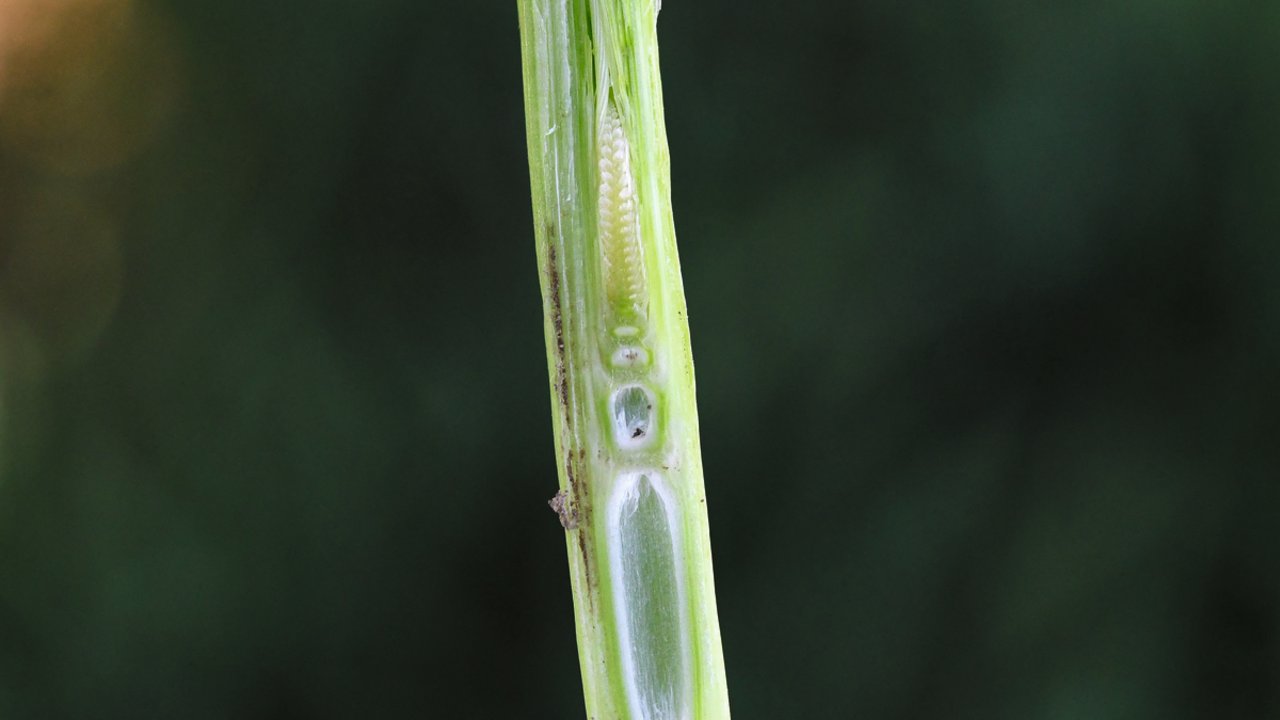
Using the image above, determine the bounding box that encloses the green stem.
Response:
[516,2,731,718]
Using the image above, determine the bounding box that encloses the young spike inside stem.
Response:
[516,1,731,719]
[597,100,648,323]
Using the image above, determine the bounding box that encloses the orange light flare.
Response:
[0,0,183,363]
[1,0,184,472]
[0,0,183,176]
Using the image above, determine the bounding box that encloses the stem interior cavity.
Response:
[608,472,690,720]
[611,384,656,447]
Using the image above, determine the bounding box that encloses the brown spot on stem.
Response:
[545,239,597,610]
[547,239,568,413]
[565,449,596,608]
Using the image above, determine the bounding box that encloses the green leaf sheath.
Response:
[516,1,731,719]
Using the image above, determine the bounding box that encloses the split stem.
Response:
[516,1,731,718]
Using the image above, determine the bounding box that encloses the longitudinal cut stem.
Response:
[516,2,731,718]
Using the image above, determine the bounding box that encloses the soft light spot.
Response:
[1,188,124,359]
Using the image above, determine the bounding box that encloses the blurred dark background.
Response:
[2,0,1278,718]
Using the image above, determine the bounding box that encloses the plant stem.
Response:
[516,2,731,718]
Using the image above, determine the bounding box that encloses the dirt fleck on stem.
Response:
[548,490,577,529]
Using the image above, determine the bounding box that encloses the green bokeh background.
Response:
[2,1,1278,718]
